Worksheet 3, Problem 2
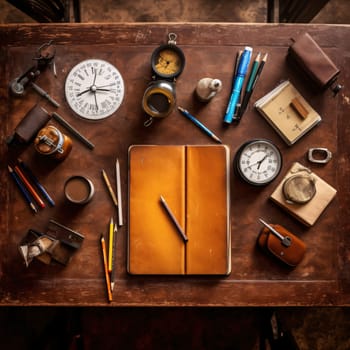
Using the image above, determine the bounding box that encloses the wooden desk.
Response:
[0,23,349,306]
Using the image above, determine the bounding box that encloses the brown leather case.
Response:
[10,104,51,144]
[257,224,306,267]
[288,32,340,90]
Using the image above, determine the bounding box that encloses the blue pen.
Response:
[178,107,222,143]
[223,46,253,124]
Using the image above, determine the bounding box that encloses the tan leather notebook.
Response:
[128,145,231,275]
[254,81,321,145]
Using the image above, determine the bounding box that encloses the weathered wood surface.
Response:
[0,23,349,306]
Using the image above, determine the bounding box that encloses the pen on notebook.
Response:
[115,158,123,227]
[223,46,253,124]
[236,52,261,121]
[14,165,45,209]
[110,222,118,292]
[178,106,222,144]
[108,217,114,273]
[100,234,113,303]
[8,165,37,213]
[101,169,118,208]
[160,195,188,243]
[18,159,55,206]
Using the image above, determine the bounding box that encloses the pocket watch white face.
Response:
[65,59,124,120]
[235,139,282,186]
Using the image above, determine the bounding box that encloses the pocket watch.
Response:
[142,33,186,125]
[234,139,282,186]
[282,166,316,204]
[151,33,185,80]
[65,58,124,120]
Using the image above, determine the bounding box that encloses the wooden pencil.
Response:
[101,169,118,207]
[100,234,113,303]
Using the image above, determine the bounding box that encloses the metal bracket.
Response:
[307,148,332,164]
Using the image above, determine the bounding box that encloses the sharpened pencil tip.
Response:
[30,203,38,213]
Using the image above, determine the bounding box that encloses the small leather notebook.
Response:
[288,32,340,91]
[128,145,231,275]
[254,81,321,146]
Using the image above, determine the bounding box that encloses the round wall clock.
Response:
[234,139,282,186]
[65,58,124,120]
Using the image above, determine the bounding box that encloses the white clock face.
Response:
[65,59,124,120]
[236,139,282,186]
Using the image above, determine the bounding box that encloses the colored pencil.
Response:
[8,165,37,213]
[251,53,268,91]
[101,169,118,208]
[110,222,118,292]
[237,52,261,120]
[14,165,45,208]
[108,217,114,273]
[18,159,55,206]
[116,158,123,226]
[100,234,113,303]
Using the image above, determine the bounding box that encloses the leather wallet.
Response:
[7,104,51,146]
[288,32,341,93]
[257,224,306,267]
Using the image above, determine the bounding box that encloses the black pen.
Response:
[178,106,222,143]
[237,52,268,120]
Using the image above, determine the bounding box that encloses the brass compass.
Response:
[151,33,185,79]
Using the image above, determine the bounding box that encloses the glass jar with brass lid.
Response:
[34,125,72,161]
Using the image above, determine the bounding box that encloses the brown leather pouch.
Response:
[288,32,341,93]
[257,224,306,267]
[7,104,51,146]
